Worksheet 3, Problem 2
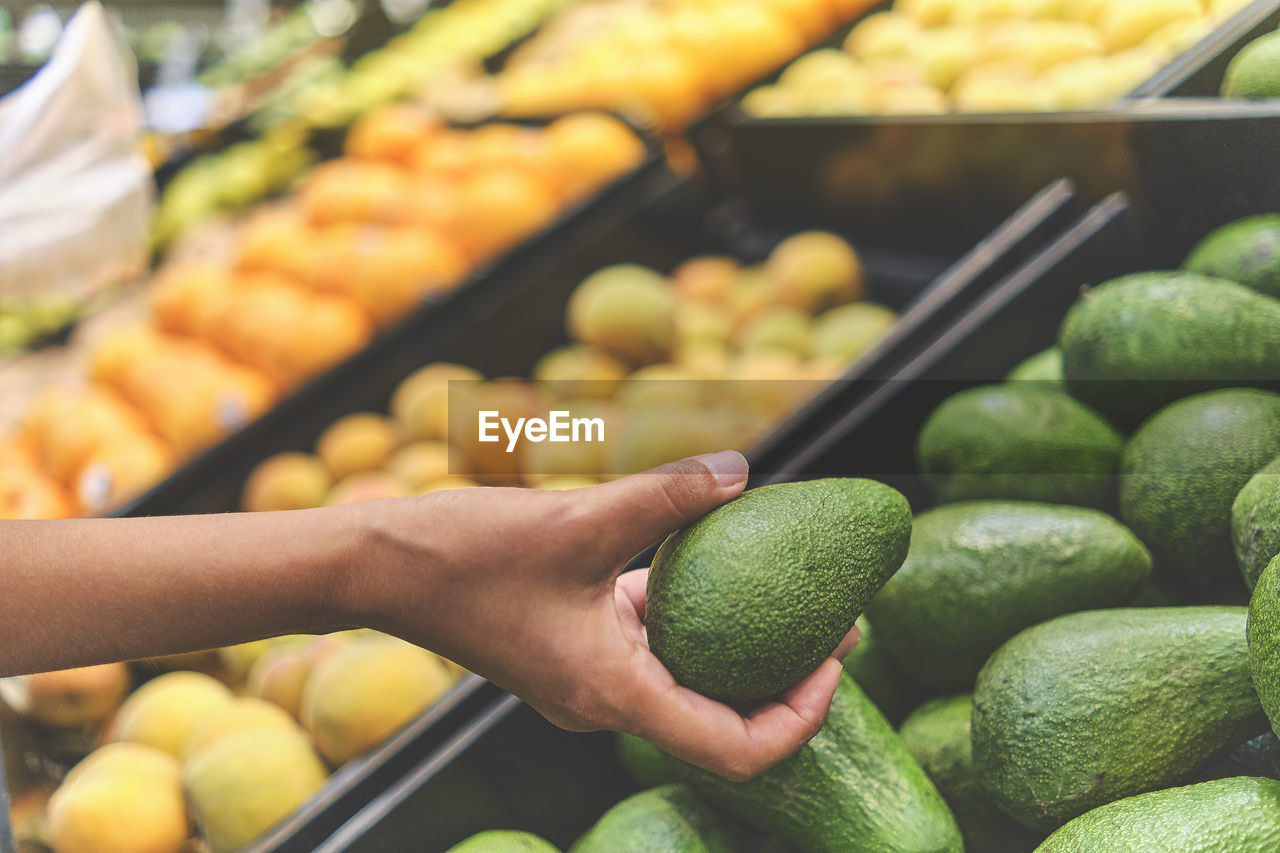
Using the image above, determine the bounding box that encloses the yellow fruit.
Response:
[606,407,738,475]
[385,441,459,490]
[301,636,455,766]
[740,85,807,117]
[325,472,410,505]
[778,49,862,91]
[183,727,327,853]
[182,696,301,761]
[765,231,864,313]
[74,430,176,515]
[953,72,1058,111]
[735,306,813,356]
[48,744,187,853]
[532,344,629,399]
[390,363,484,441]
[315,413,402,479]
[909,27,983,90]
[566,265,675,364]
[246,636,347,721]
[844,12,919,61]
[810,302,899,362]
[674,339,732,377]
[670,256,740,303]
[674,300,734,348]
[1096,0,1201,52]
[16,663,131,728]
[1063,0,1107,22]
[108,671,234,758]
[872,85,950,114]
[150,261,235,337]
[979,21,1104,72]
[897,0,955,27]
[1144,15,1212,57]
[241,452,331,512]
[1209,0,1253,18]
[217,639,279,683]
[727,267,787,330]
[727,350,813,420]
[448,379,548,485]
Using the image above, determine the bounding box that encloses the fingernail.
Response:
[693,450,748,487]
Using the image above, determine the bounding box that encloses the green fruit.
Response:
[672,674,962,853]
[866,501,1151,692]
[899,695,1046,853]
[842,615,921,725]
[447,830,561,852]
[809,302,898,363]
[569,785,736,853]
[1183,214,1280,299]
[616,733,679,789]
[1006,347,1064,385]
[972,607,1266,830]
[1059,272,1280,426]
[1035,777,1280,851]
[1232,455,1280,589]
[1121,389,1280,581]
[1221,30,1280,99]
[646,479,911,702]
[916,385,1123,510]
[1248,556,1280,738]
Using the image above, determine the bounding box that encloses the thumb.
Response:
[584,450,749,567]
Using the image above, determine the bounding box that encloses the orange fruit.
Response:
[74,430,176,515]
[206,272,308,368]
[25,386,151,485]
[408,130,475,180]
[401,175,464,239]
[267,292,372,388]
[0,466,75,519]
[703,6,806,96]
[316,413,402,480]
[150,260,235,337]
[241,453,332,512]
[453,167,560,261]
[345,104,439,165]
[0,434,36,472]
[614,50,711,131]
[764,0,837,43]
[235,208,315,282]
[299,160,407,227]
[545,113,646,201]
[672,256,741,303]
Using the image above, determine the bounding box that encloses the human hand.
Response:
[345,451,857,780]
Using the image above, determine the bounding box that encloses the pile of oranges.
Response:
[0,109,646,520]
[479,0,878,130]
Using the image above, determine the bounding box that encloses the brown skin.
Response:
[0,451,852,781]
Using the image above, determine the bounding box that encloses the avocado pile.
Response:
[449,213,1280,852]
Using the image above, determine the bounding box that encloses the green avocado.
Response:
[1221,30,1280,99]
[1248,556,1280,739]
[1184,214,1280,298]
[972,607,1266,831]
[671,673,962,853]
[1232,455,1280,589]
[866,501,1151,692]
[1035,778,1280,852]
[616,733,680,789]
[1058,272,1280,426]
[842,614,922,725]
[899,695,1046,853]
[447,830,561,852]
[646,478,911,702]
[917,384,1123,510]
[1120,388,1280,581]
[570,785,737,853]
[1006,347,1064,385]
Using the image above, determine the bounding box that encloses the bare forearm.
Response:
[0,507,371,675]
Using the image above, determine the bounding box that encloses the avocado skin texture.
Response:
[447,830,561,852]
[899,695,1046,853]
[1184,214,1280,299]
[1233,455,1280,590]
[1006,347,1064,386]
[615,733,681,789]
[1248,556,1280,739]
[972,607,1267,831]
[842,614,923,725]
[647,478,911,702]
[867,501,1151,692]
[1058,272,1280,426]
[1120,388,1280,581]
[570,785,736,853]
[671,673,963,853]
[1034,777,1280,852]
[917,385,1123,510]
[1221,30,1280,99]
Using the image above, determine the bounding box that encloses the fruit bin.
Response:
[272,187,1278,853]
[690,0,1280,253]
[1139,0,1280,94]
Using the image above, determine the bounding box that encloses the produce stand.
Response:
[286,185,1267,852]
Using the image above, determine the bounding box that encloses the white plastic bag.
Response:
[0,1,151,299]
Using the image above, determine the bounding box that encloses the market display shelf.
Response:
[99,175,1069,852]
[286,185,1266,852]
[689,0,1280,253]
